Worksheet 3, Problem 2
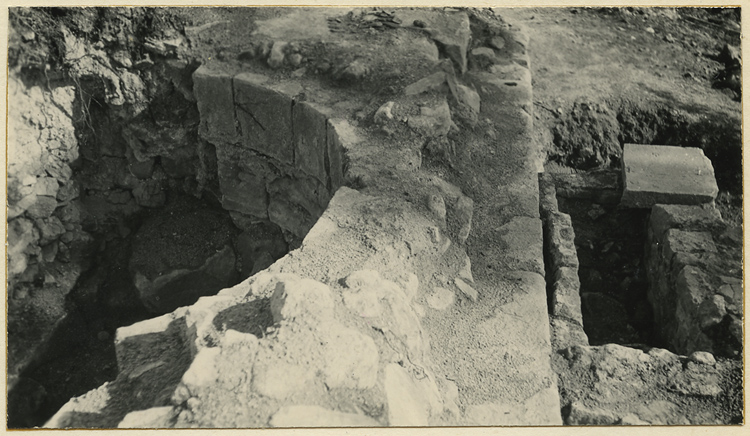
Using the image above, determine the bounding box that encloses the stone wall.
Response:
[45,187,464,428]
[6,75,92,391]
[645,204,742,357]
[193,66,347,240]
[539,174,588,351]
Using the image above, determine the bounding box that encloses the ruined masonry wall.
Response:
[193,66,346,239]
[645,204,742,357]
[539,174,588,351]
[46,187,463,428]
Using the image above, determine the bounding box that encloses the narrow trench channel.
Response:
[557,197,657,347]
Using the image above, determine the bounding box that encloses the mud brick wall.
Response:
[645,204,742,357]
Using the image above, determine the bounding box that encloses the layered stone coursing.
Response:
[645,204,742,357]
[193,65,347,239]
[6,75,95,392]
[539,174,588,351]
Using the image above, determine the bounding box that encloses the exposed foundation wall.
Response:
[645,204,742,357]
[46,187,465,428]
[539,174,588,351]
[193,66,346,239]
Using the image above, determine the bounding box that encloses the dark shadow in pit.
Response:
[558,197,658,347]
[212,297,275,339]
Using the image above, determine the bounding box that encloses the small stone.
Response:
[454,278,478,302]
[186,397,201,410]
[288,53,303,67]
[427,193,446,223]
[426,287,454,310]
[34,177,59,197]
[41,242,59,263]
[338,60,369,81]
[26,196,58,219]
[413,19,426,28]
[665,34,675,43]
[373,101,395,124]
[112,50,133,68]
[689,351,716,366]
[458,254,474,283]
[404,72,446,96]
[489,36,505,50]
[267,41,288,69]
[698,294,727,329]
[566,402,618,425]
[21,30,36,42]
[645,27,655,34]
[118,406,177,428]
[619,413,650,425]
[471,47,496,61]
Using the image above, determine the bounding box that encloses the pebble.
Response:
[454,278,478,302]
[645,27,655,34]
[21,30,36,42]
[267,41,288,69]
[288,53,303,67]
[373,101,395,124]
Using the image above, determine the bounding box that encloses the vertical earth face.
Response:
[6,6,743,429]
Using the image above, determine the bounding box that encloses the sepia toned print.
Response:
[6,6,742,429]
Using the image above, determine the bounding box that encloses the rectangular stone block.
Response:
[267,176,330,238]
[546,212,579,270]
[621,144,719,208]
[215,145,270,219]
[548,170,621,205]
[233,73,293,165]
[649,204,722,240]
[552,267,583,325]
[193,66,239,144]
[293,102,328,185]
[663,229,717,261]
[327,119,359,191]
[494,216,544,275]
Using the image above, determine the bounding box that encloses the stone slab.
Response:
[233,73,294,165]
[293,101,328,185]
[620,144,718,208]
[193,66,239,144]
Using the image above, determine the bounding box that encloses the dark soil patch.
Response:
[130,194,240,279]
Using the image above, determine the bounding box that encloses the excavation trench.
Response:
[557,196,655,347]
[8,64,343,427]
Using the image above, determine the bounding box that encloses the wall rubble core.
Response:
[645,204,742,357]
